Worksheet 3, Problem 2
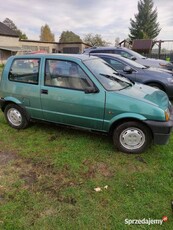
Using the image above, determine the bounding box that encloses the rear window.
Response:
[8,58,40,84]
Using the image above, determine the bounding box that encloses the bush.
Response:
[0,63,4,68]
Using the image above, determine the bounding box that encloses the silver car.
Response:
[83,46,173,71]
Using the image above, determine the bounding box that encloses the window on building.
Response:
[63,47,80,54]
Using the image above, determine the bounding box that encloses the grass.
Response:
[0,64,172,229]
[0,65,3,78]
[0,111,173,230]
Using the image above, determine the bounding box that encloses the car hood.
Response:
[136,57,173,69]
[142,67,173,77]
[116,83,169,110]
[147,67,173,74]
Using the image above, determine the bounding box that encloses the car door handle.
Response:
[41,89,48,94]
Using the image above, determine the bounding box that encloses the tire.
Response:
[113,121,152,154]
[147,83,164,91]
[4,104,29,129]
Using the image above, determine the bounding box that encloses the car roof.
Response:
[91,53,125,59]
[90,53,134,62]
[13,53,97,62]
[90,53,148,68]
[83,46,125,53]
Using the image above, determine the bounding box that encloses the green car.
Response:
[0,54,172,153]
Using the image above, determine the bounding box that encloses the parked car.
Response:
[89,53,173,98]
[0,54,173,154]
[83,46,173,71]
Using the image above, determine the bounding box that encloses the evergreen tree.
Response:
[40,24,55,42]
[3,18,28,40]
[59,31,82,43]
[129,0,161,40]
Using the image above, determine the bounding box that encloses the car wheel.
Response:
[4,104,29,129]
[147,83,164,91]
[113,121,152,154]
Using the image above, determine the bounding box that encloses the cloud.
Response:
[0,0,172,44]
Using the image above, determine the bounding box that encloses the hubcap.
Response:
[120,127,145,150]
[7,108,22,126]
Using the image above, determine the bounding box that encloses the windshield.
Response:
[127,49,146,59]
[119,56,147,69]
[83,58,133,91]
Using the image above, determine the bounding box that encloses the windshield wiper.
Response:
[100,73,133,86]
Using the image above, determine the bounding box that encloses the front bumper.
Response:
[143,107,173,145]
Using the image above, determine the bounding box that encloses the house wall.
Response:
[0,35,91,63]
[19,40,57,54]
[0,50,17,64]
[0,36,19,46]
[58,43,88,54]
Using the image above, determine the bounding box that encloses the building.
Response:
[0,22,91,63]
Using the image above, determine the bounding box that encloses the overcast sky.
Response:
[0,0,173,45]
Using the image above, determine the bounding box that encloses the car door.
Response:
[40,59,105,130]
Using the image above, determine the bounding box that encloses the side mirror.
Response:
[84,86,99,94]
[131,56,136,61]
[123,66,133,74]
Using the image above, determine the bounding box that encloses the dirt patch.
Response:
[0,154,79,208]
[82,159,115,179]
[0,151,18,165]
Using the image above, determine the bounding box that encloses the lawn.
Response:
[0,65,3,78]
[0,65,173,229]
[0,110,173,230]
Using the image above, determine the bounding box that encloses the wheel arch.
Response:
[109,117,153,139]
[145,81,166,91]
[2,100,31,121]
[1,97,22,111]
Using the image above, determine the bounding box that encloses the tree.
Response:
[83,33,109,46]
[129,0,161,40]
[59,31,82,43]
[40,24,55,42]
[3,18,28,40]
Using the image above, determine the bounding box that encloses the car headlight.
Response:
[167,78,173,83]
[165,108,170,121]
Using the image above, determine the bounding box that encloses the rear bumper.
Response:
[144,108,173,145]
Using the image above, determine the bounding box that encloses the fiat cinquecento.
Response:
[0,54,172,153]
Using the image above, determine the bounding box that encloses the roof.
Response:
[12,53,95,61]
[0,22,19,37]
[20,39,91,46]
[0,46,22,51]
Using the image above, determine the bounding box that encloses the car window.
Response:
[102,57,125,70]
[90,49,115,54]
[119,51,133,58]
[90,50,103,53]
[9,58,39,84]
[45,59,93,90]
